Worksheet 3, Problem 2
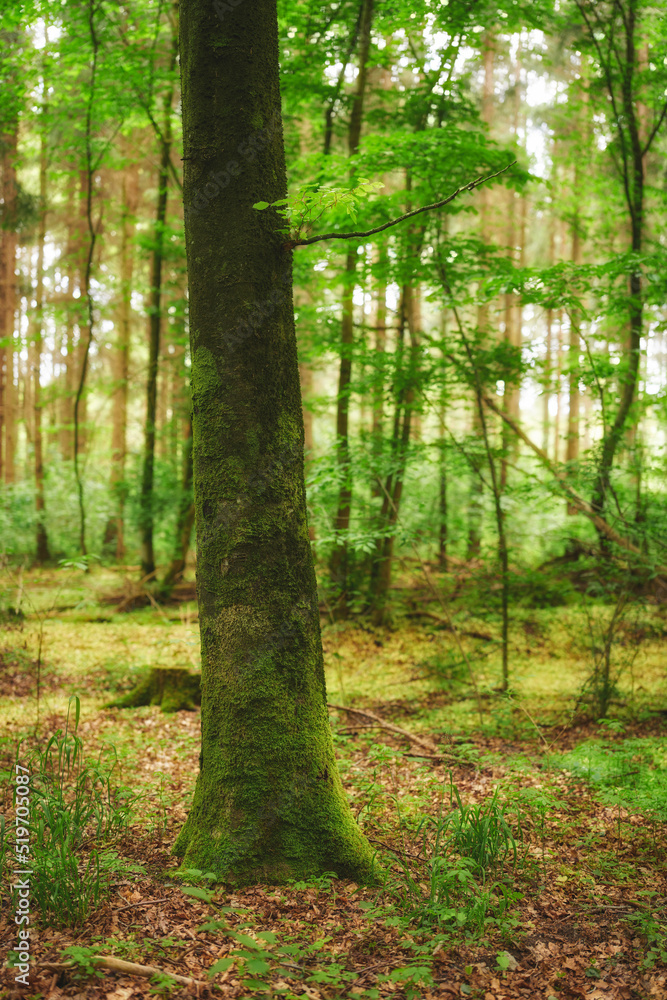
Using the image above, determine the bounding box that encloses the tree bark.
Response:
[174,0,375,884]
[140,35,177,578]
[104,154,139,559]
[33,131,50,564]
[0,122,18,484]
[328,0,374,619]
[161,419,194,589]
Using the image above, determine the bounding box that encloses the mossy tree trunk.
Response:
[175,0,375,884]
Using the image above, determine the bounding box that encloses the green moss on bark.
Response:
[177,0,376,884]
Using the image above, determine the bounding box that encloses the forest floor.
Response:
[0,566,666,1000]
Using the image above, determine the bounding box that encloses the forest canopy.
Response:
[0,0,666,612]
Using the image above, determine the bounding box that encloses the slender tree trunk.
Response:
[566,201,581,513]
[368,282,419,626]
[371,253,387,484]
[104,157,138,558]
[554,310,563,463]
[161,419,194,589]
[73,163,97,555]
[328,0,374,619]
[501,44,523,490]
[542,215,555,455]
[59,184,77,461]
[543,307,553,455]
[588,6,645,534]
[468,32,494,557]
[140,46,177,578]
[0,123,18,484]
[174,0,375,883]
[33,134,50,564]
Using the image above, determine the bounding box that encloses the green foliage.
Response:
[60,945,104,979]
[254,177,384,241]
[555,736,667,823]
[446,785,518,874]
[15,696,141,927]
[627,894,667,970]
[383,779,521,932]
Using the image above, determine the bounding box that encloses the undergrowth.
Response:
[9,696,143,927]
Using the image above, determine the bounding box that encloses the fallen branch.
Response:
[406,610,495,642]
[39,955,206,990]
[402,751,468,764]
[328,702,459,760]
[367,837,424,861]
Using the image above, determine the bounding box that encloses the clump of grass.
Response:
[12,695,142,927]
[384,778,521,933]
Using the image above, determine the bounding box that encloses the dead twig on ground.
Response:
[328,702,460,761]
[39,955,206,990]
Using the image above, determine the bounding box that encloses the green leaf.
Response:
[181,885,214,904]
[253,201,270,210]
[197,919,229,932]
[207,957,234,978]
[241,979,271,992]
[231,932,262,949]
[246,958,271,975]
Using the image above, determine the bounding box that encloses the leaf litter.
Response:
[0,608,665,1000]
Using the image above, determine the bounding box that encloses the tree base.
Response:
[110,667,201,713]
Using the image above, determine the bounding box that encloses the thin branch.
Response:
[575,0,634,223]
[579,328,607,433]
[109,9,183,191]
[642,99,667,157]
[291,161,515,248]
[39,957,205,991]
[328,702,460,760]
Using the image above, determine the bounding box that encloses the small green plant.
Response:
[14,696,140,927]
[354,742,397,825]
[577,583,642,719]
[286,871,338,896]
[627,894,667,969]
[149,971,179,995]
[61,945,104,980]
[378,963,434,1000]
[385,779,521,932]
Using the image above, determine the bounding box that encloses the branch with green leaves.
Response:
[254,161,516,249]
